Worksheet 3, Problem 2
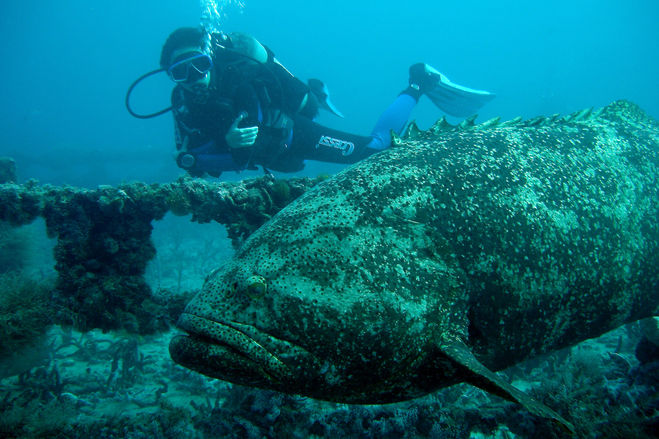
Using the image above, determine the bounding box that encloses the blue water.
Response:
[1,2,658,437]
[1,0,657,185]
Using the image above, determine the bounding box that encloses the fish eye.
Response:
[245,275,267,299]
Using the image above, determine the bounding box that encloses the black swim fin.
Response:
[308,78,344,118]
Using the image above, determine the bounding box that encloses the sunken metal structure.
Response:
[0,176,318,332]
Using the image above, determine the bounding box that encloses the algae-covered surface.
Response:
[0,101,657,437]
[0,217,657,438]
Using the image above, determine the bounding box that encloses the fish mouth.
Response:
[170,313,294,385]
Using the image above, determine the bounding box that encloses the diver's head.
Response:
[161,27,212,94]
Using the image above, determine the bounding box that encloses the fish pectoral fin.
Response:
[441,341,574,434]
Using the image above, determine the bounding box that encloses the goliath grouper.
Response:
[170,101,658,429]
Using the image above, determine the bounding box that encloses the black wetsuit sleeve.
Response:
[170,87,241,177]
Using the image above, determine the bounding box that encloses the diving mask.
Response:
[125,52,214,119]
[167,53,213,83]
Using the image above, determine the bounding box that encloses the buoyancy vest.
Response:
[174,33,320,175]
[197,33,310,170]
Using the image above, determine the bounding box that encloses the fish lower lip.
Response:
[174,313,291,381]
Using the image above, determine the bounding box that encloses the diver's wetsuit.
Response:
[172,33,416,177]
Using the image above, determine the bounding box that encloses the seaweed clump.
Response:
[0,273,53,376]
[0,222,29,274]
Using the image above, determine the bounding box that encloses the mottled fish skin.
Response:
[170,101,658,408]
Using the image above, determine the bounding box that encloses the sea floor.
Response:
[1,321,657,438]
[0,217,657,438]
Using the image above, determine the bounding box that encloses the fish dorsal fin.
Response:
[441,341,574,434]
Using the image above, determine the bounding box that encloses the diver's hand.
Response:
[225,113,258,149]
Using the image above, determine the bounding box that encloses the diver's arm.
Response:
[225,32,311,116]
[172,101,245,178]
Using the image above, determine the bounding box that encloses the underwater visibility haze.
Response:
[1,0,658,185]
[0,0,658,438]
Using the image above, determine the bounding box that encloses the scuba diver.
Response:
[126,27,495,177]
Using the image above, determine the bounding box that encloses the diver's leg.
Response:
[288,116,377,164]
[366,92,418,150]
[286,81,423,164]
[368,62,494,149]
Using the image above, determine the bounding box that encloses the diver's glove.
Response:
[225,112,259,149]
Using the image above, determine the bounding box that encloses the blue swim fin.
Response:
[409,63,495,117]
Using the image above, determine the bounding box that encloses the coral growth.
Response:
[0,176,318,334]
[0,273,53,357]
[0,273,54,379]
